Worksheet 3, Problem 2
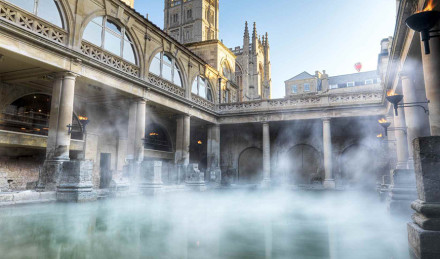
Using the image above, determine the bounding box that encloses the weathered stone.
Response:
[13,190,39,202]
[56,160,96,202]
[208,167,222,187]
[408,137,440,259]
[388,169,417,216]
[185,164,206,191]
[37,160,63,192]
[139,161,163,195]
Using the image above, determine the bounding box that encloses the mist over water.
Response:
[0,190,409,259]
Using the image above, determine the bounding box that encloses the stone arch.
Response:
[144,122,173,152]
[285,144,323,185]
[1,93,83,139]
[79,14,141,66]
[238,147,263,184]
[147,48,188,89]
[57,0,75,42]
[337,143,376,187]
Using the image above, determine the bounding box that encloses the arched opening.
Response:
[0,94,83,140]
[6,0,64,28]
[235,64,243,88]
[259,63,264,95]
[144,123,173,152]
[82,16,137,64]
[222,61,233,81]
[286,144,322,185]
[338,144,376,188]
[238,147,263,184]
[149,52,183,87]
[192,75,213,102]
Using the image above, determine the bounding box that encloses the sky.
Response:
[134,0,397,98]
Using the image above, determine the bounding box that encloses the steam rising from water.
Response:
[0,190,409,259]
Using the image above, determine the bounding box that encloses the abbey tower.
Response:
[163,0,271,101]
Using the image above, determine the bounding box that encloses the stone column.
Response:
[175,115,190,183]
[207,124,221,184]
[393,107,409,169]
[323,118,335,189]
[421,26,440,135]
[408,137,440,259]
[262,122,271,186]
[38,72,77,191]
[126,98,146,182]
[401,73,429,168]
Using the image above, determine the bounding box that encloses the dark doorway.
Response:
[287,144,322,185]
[100,153,112,188]
[238,147,263,184]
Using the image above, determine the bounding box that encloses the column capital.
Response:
[322,117,331,123]
[399,71,412,81]
[54,71,79,80]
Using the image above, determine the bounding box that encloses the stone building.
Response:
[0,0,390,192]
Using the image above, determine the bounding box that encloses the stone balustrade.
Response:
[0,1,67,44]
[147,74,185,98]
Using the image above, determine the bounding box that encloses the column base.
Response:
[323,179,336,189]
[261,178,271,188]
[56,160,96,202]
[139,183,163,196]
[36,159,67,192]
[408,222,440,259]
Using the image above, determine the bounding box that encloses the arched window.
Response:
[149,52,183,87]
[144,123,172,152]
[7,0,63,28]
[235,65,243,88]
[0,94,83,140]
[222,62,232,80]
[82,16,137,64]
[192,76,213,101]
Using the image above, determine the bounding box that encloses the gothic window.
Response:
[149,52,183,87]
[222,62,232,80]
[192,76,213,101]
[7,0,63,28]
[83,16,137,64]
[172,13,179,23]
[235,65,243,88]
[186,9,192,20]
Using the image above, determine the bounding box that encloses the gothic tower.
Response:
[164,0,219,44]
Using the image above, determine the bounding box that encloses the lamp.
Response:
[378,118,391,137]
[406,10,440,54]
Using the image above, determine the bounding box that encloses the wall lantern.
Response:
[78,116,90,134]
[386,90,429,116]
[406,8,440,55]
[378,118,391,136]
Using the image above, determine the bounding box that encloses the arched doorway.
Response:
[144,123,173,152]
[1,94,83,139]
[338,144,376,187]
[286,144,322,185]
[238,147,263,184]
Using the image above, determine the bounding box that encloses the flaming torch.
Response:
[386,90,404,116]
[379,118,391,137]
[406,0,440,54]
[78,115,90,133]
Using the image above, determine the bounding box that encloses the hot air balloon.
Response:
[354,62,362,72]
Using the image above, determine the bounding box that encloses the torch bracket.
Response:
[388,127,407,134]
[67,124,73,135]
[397,100,430,114]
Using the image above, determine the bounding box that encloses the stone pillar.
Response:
[139,161,163,195]
[185,164,206,191]
[262,122,271,186]
[421,26,440,135]
[394,108,409,169]
[126,99,146,182]
[387,169,417,216]
[56,160,96,202]
[323,118,335,189]
[401,73,429,168]
[175,115,190,184]
[207,124,221,185]
[408,137,440,259]
[38,72,77,191]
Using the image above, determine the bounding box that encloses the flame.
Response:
[417,0,436,13]
[78,116,88,121]
[378,118,388,124]
[149,132,159,136]
[377,134,383,138]
[387,90,398,96]
[197,140,203,145]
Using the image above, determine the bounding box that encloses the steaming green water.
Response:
[0,190,409,259]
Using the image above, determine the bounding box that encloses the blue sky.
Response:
[134,0,397,98]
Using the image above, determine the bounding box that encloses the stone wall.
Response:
[0,148,44,191]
